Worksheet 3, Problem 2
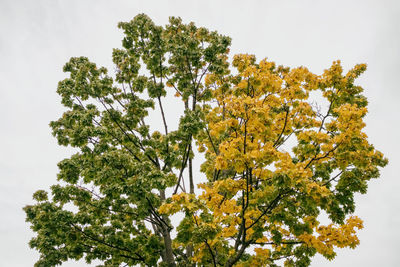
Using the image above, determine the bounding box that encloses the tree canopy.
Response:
[24,14,387,267]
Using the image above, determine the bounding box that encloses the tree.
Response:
[24,14,387,267]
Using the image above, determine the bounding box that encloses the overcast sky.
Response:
[1,0,399,266]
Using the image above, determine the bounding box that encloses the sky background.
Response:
[1,0,399,266]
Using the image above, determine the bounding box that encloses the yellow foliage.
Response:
[162,56,386,265]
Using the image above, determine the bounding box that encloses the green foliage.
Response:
[25,13,231,267]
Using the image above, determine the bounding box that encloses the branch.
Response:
[246,192,283,231]
[195,63,211,94]
[73,188,157,226]
[98,97,160,167]
[252,241,304,246]
[193,215,217,267]
[304,142,342,169]
[158,96,169,135]
[77,242,145,263]
[173,139,192,194]
[70,223,141,257]
[322,170,344,186]
[318,91,337,132]
[273,107,290,147]
[73,96,142,163]
[225,240,251,267]
[146,197,173,231]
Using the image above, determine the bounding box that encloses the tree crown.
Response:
[25,14,387,267]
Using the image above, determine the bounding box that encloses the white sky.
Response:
[1,0,399,266]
